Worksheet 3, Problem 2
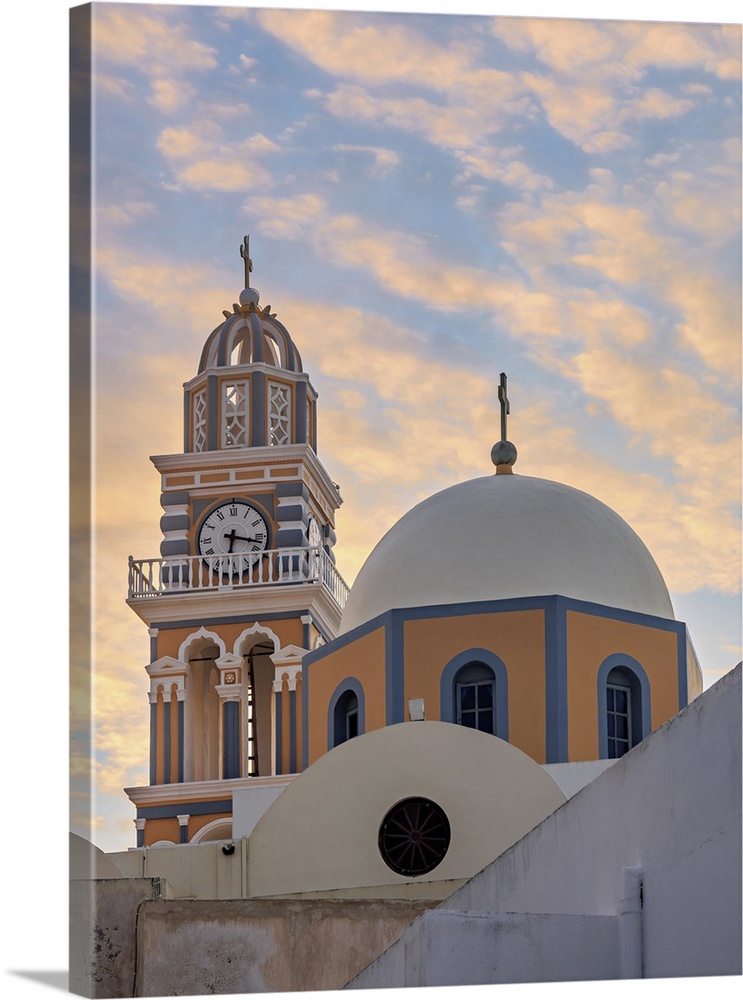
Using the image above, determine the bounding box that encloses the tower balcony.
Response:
[127,546,349,612]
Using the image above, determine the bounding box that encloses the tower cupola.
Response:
[184,236,316,453]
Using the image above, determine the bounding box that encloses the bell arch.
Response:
[234,624,281,777]
[181,628,224,782]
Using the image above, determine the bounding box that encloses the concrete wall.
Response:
[69,878,168,999]
[348,664,742,988]
[134,898,433,996]
[108,841,245,901]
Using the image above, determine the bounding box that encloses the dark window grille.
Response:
[457,677,495,734]
[607,683,632,758]
[378,797,451,877]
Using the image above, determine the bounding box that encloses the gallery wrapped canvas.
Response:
[69,2,741,997]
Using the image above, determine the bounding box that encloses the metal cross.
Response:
[498,372,510,441]
[240,235,253,287]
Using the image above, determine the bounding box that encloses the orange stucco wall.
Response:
[154,617,304,661]
[143,816,179,846]
[566,611,681,761]
[403,610,547,763]
[305,626,388,764]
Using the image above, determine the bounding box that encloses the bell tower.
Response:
[125,239,348,847]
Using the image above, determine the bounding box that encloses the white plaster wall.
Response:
[542,758,616,798]
[353,910,620,988]
[233,783,289,837]
[248,721,566,898]
[109,841,245,900]
[350,665,741,986]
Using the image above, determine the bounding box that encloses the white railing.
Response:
[128,545,349,609]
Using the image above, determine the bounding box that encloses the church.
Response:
[71,240,739,996]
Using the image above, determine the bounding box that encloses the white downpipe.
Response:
[619,865,643,979]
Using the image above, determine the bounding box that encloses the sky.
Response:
[0,0,739,996]
[66,0,742,858]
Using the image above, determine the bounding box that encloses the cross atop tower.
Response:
[240,235,253,288]
[497,372,510,442]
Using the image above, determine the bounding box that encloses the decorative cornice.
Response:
[151,442,341,507]
[128,581,343,635]
[124,772,296,808]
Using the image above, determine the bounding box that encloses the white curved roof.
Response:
[340,473,674,633]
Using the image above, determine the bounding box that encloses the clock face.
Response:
[197,501,269,572]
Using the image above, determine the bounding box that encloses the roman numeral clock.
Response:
[197,501,269,571]
[125,239,347,848]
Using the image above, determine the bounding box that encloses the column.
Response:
[216,684,242,780]
[135,818,146,849]
[177,814,190,846]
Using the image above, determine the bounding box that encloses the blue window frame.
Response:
[440,650,508,741]
[328,678,365,750]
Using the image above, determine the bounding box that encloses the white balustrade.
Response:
[128,546,349,610]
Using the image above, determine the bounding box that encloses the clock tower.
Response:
[125,239,348,847]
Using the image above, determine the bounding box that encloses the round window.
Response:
[378,797,451,877]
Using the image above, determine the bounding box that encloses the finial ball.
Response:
[491,440,518,468]
[239,287,260,306]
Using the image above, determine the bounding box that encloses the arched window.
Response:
[336,690,359,743]
[440,650,508,741]
[598,656,651,759]
[456,662,496,734]
[328,679,365,749]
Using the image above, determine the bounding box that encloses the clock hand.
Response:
[223,529,260,548]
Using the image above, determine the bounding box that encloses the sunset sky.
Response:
[65,0,740,855]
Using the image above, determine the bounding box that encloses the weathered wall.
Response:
[69,878,167,999]
[348,664,742,988]
[134,898,433,996]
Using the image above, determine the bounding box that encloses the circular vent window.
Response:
[378,797,451,877]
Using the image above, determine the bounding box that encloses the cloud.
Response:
[498,178,742,376]
[97,201,157,228]
[156,122,280,192]
[492,17,621,75]
[454,147,554,192]
[256,8,476,90]
[493,17,741,82]
[148,78,196,113]
[92,4,219,115]
[621,88,696,121]
[650,138,742,242]
[332,144,402,177]
[93,5,218,76]
[489,19,736,152]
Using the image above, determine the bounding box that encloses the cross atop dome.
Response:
[491,371,518,473]
[240,235,253,289]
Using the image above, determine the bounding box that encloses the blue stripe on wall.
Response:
[149,702,157,785]
[275,689,283,774]
[544,596,569,763]
[138,798,233,820]
[289,690,297,772]
[163,695,171,784]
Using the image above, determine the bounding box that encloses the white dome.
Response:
[340,473,674,634]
